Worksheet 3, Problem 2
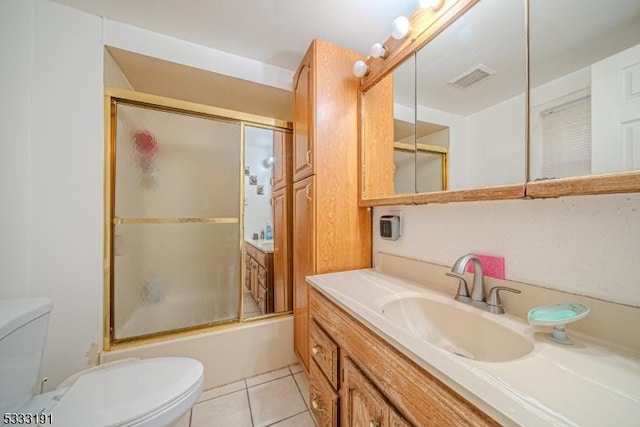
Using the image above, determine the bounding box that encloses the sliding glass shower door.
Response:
[111,102,241,341]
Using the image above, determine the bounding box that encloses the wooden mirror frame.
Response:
[358,0,640,207]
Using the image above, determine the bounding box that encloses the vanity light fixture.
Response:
[390,16,411,40]
[420,0,445,11]
[370,42,388,59]
[352,60,369,77]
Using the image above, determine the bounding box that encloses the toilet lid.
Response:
[51,357,203,427]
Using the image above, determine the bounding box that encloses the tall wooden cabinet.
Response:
[271,131,292,313]
[292,39,372,372]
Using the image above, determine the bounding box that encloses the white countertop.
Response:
[307,269,640,427]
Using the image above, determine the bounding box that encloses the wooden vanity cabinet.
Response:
[342,356,410,427]
[292,39,372,373]
[245,242,273,314]
[309,287,500,427]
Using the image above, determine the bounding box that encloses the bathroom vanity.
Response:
[245,240,274,314]
[306,257,640,426]
[308,286,497,426]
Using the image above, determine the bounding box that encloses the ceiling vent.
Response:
[448,64,496,89]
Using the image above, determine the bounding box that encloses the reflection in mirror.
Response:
[392,56,417,194]
[244,126,273,319]
[529,0,640,181]
[415,0,526,191]
[243,126,292,319]
[362,55,416,199]
[416,122,449,193]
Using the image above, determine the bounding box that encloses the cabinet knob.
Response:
[311,344,322,356]
[311,397,326,413]
[369,420,381,427]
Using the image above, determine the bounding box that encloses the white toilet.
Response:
[0,297,204,427]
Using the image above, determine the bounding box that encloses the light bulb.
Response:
[420,0,444,10]
[370,43,388,59]
[352,60,369,77]
[391,16,411,40]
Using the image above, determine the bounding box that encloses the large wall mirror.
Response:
[360,0,527,204]
[528,0,640,182]
[360,0,640,205]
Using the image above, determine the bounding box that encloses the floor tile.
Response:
[288,363,303,374]
[293,371,310,409]
[173,411,191,427]
[191,389,252,427]
[198,379,246,403]
[270,410,316,427]
[248,376,307,427]
[245,366,291,387]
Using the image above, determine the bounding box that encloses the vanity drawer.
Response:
[310,359,338,427]
[310,319,339,389]
[254,249,267,266]
[246,244,257,259]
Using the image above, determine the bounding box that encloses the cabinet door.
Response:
[293,52,314,182]
[272,187,290,313]
[272,131,292,190]
[293,176,315,370]
[249,258,259,300]
[310,360,339,427]
[342,356,409,427]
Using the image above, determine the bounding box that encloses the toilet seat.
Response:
[49,357,203,427]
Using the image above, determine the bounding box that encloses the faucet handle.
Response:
[445,272,470,301]
[486,286,521,314]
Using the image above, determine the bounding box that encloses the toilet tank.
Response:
[0,297,52,414]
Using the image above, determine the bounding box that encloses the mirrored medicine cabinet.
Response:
[359,0,640,206]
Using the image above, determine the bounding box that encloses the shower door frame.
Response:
[103,88,293,350]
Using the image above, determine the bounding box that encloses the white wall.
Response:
[374,192,640,307]
[1,0,104,387]
[465,95,526,188]
[29,0,104,387]
[0,0,34,298]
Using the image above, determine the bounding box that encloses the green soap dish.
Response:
[527,303,590,345]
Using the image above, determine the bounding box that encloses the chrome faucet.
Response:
[446,254,521,314]
[446,254,486,303]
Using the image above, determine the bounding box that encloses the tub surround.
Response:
[306,257,640,426]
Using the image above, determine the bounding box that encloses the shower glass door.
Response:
[111,102,241,341]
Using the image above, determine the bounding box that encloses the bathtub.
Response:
[102,315,295,390]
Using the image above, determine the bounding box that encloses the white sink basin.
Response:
[381,297,534,362]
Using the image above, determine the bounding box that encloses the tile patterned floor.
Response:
[175,363,315,427]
